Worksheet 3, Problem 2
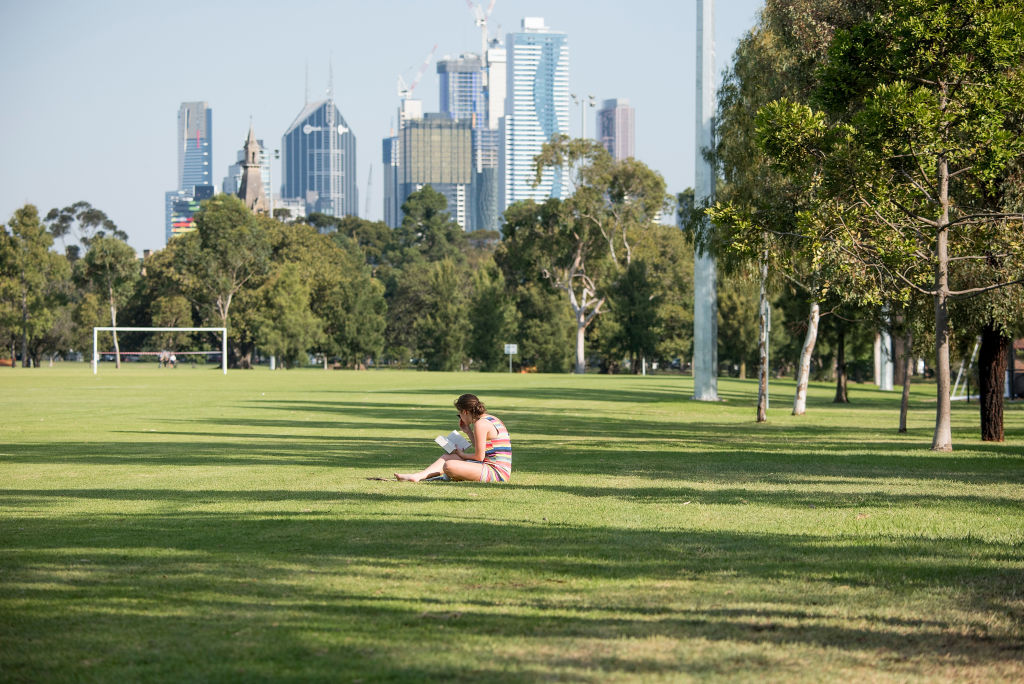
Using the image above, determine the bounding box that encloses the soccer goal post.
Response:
[92,327,228,375]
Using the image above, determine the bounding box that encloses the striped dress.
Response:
[480,415,512,483]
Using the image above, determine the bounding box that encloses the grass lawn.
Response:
[1,364,1022,682]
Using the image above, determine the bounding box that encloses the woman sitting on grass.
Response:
[395,393,512,483]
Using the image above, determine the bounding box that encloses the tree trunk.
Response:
[739,360,746,380]
[931,90,953,451]
[110,294,121,370]
[978,321,1008,442]
[899,331,913,433]
[833,327,849,403]
[21,290,29,368]
[893,330,906,387]
[793,301,820,416]
[574,317,586,374]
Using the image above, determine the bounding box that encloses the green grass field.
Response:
[1,364,1022,682]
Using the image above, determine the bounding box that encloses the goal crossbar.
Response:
[92,327,227,375]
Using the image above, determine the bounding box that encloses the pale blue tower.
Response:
[502,17,570,210]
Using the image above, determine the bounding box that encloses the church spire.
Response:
[237,123,269,215]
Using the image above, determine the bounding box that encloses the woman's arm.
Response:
[469,419,490,462]
[454,418,489,462]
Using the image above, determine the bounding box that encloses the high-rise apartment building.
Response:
[281,98,358,219]
[165,184,214,239]
[597,98,635,161]
[502,17,570,210]
[165,101,213,243]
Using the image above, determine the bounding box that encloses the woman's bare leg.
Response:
[395,453,457,482]
[442,459,486,482]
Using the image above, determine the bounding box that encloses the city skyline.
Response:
[0,0,764,253]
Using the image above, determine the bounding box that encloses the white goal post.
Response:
[92,327,228,375]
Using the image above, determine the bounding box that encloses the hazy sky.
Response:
[0,0,763,253]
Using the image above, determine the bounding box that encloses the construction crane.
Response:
[464,0,497,59]
[397,43,438,100]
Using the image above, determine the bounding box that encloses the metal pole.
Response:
[221,328,227,375]
[92,327,98,375]
[693,0,718,401]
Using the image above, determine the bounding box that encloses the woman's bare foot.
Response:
[394,472,423,482]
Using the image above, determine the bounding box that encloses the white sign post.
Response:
[504,343,518,373]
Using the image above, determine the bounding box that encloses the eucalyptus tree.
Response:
[172,195,271,366]
[757,0,1024,450]
[269,222,386,369]
[519,135,670,373]
[79,234,138,368]
[45,201,127,260]
[0,205,72,367]
[705,0,878,418]
[253,263,322,368]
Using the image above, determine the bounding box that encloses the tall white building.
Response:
[502,17,570,210]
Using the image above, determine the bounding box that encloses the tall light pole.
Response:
[272,148,280,218]
[693,0,719,401]
[571,93,596,139]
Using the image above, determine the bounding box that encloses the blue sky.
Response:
[0,0,763,253]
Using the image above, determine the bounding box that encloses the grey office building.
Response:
[597,98,635,161]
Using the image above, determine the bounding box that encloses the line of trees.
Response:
[701,0,1024,448]
[3,173,889,384]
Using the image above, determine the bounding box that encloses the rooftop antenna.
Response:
[327,55,334,101]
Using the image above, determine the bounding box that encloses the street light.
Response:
[571,93,596,139]
[271,148,280,218]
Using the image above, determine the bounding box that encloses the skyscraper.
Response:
[502,17,570,210]
[177,101,213,190]
[281,98,358,219]
[165,101,213,242]
[597,98,636,161]
[438,54,486,125]
[382,135,401,228]
[437,52,503,232]
[399,114,474,230]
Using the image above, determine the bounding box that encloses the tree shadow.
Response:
[3,504,1021,679]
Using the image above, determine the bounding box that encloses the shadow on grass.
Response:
[2,394,1021,486]
[2,504,1022,679]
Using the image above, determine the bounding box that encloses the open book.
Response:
[434,430,471,454]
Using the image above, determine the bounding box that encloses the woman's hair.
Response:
[454,393,486,418]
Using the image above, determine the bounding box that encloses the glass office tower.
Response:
[281,99,358,219]
[165,101,213,243]
[502,17,570,210]
[178,101,213,190]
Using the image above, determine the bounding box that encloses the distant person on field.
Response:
[169,353,177,368]
[395,394,512,483]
